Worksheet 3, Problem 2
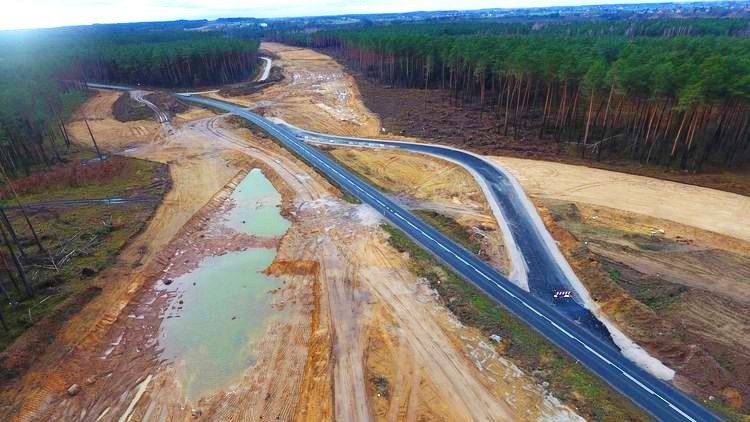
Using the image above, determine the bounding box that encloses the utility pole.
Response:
[83,116,104,161]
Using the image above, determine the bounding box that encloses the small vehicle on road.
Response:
[553,290,573,299]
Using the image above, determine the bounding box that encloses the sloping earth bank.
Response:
[491,156,750,414]
[332,63,750,415]
[0,45,585,421]
[326,141,750,416]
[328,147,511,274]
[206,42,381,138]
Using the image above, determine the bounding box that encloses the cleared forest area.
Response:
[0,25,261,176]
[269,18,750,176]
[0,23,260,347]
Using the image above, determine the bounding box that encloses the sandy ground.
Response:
[493,156,750,243]
[324,139,750,413]
[0,90,245,420]
[329,147,511,274]
[538,198,750,410]
[231,42,748,415]
[9,39,745,420]
[490,154,750,408]
[202,116,579,421]
[208,42,381,137]
[0,44,584,421]
[243,43,750,415]
[271,46,750,412]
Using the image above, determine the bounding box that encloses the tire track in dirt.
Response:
[3,43,591,422]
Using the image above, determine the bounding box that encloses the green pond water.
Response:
[157,169,290,402]
[225,168,290,236]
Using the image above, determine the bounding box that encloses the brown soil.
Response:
[0,152,169,374]
[350,64,750,197]
[111,91,152,122]
[328,147,510,274]
[0,87,246,419]
[197,118,580,421]
[0,43,584,422]
[540,200,750,415]
[143,92,189,116]
[328,121,750,415]
[68,89,161,152]
[218,66,284,97]
[258,44,750,418]
[327,51,750,414]
[494,156,750,243]
[207,42,381,137]
[328,141,750,415]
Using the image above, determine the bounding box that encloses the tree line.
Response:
[0,26,261,323]
[71,36,261,87]
[0,28,261,177]
[269,19,750,172]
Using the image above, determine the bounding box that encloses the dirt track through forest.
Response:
[0,44,585,421]
[3,39,748,421]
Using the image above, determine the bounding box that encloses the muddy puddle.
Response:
[225,168,290,236]
[157,168,289,402]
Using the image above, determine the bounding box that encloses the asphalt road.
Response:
[175,94,718,422]
[287,125,612,339]
[83,82,718,421]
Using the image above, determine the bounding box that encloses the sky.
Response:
[0,0,717,31]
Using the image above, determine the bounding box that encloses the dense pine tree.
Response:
[0,28,261,174]
[270,19,750,172]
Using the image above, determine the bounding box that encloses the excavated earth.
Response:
[0,43,587,421]
[3,40,747,420]
[346,57,750,197]
[333,60,750,415]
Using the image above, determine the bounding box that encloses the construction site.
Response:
[0,40,747,422]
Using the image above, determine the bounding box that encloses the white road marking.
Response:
[182,96,703,422]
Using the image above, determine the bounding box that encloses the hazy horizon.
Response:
[0,0,729,31]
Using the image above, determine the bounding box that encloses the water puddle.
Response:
[225,168,290,236]
[157,168,289,402]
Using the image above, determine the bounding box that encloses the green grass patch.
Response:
[413,209,483,255]
[381,223,649,421]
[705,399,748,422]
[604,264,622,282]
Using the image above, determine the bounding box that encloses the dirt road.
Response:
[0,43,582,421]
[208,42,381,137]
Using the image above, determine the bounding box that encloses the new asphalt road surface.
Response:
[177,94,718,422]
[86,82,718,421]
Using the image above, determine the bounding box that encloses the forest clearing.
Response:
[0,43,597,421]
[0,7,748,421]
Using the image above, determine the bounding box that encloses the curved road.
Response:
[84,82,718,421]
[284,124,612,337]
[257,57,273,82]
[175,94,718,422]
[173,56,272,96]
